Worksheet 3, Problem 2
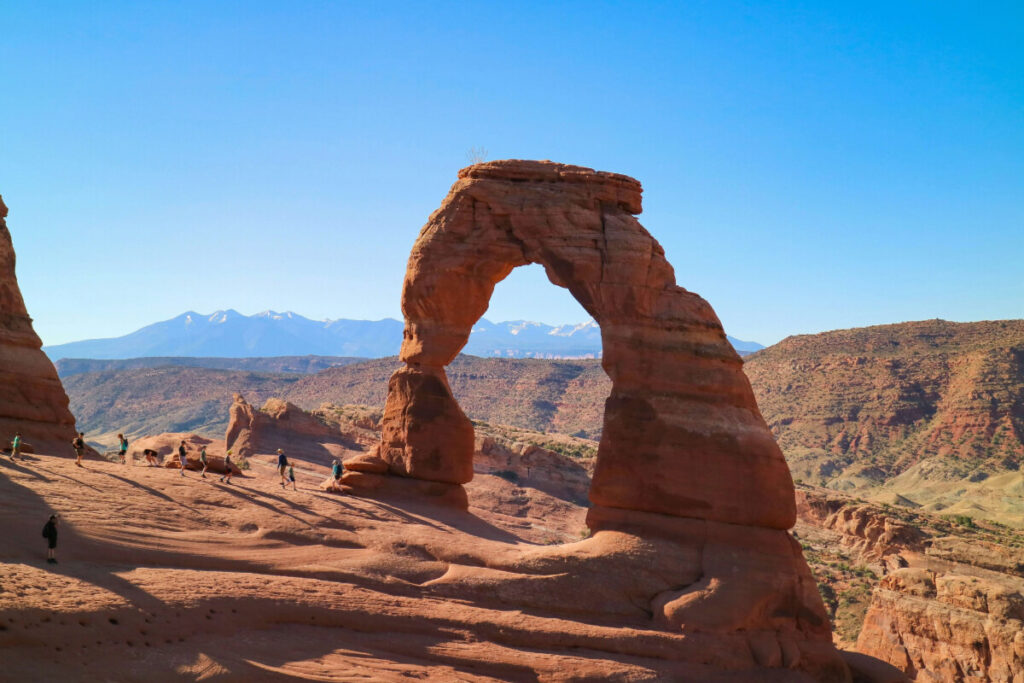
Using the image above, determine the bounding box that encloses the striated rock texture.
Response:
[745,320,1024,511]
[225,393,362,467]
[362,161,851,680]
[857,566,1024,682]
[0,195,77,455]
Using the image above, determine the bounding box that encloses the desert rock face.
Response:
[356,161,852,680]
[857,566,1024,681]
[378,160,796,529]
[225,393,361,468]
[0,195,77,455]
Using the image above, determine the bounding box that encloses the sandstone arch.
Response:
[373,160,795,530]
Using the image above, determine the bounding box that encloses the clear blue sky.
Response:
[1,1,1021,347]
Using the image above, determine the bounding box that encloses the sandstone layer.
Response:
[225,393,371,468]
[354,161,850,679]
[0,195,77,455]
[745,319,1024,523]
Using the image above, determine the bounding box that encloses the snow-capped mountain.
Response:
[42,311,762,360]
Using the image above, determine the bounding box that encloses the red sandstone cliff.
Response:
[0,195,78,455]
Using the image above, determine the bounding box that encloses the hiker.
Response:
[42,514,59,564]
[178,441,188,477]
[220,451,233,484]
[117,433,128,465]
[199,446,208,478]
[10,431,22,461]
[331,459,343,491]
[276,449,288,488]
[143,448,159,467]
[287,464,296,490]
[72,433,85,467]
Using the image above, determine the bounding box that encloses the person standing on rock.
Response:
[72,433,85,467]
[10,431,23,461]
[220,451,234,484]
[42,514,59,564]
[117,433,128,465]
[178,441,188,477]
[199,446,208,478]
[276,449,288,488]
[287,464,296,490]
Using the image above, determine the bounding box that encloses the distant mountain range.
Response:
[43,310,764,360]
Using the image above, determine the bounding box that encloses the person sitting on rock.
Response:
[117,433,128,465]
[72,433,85,467]
[10,431,23,462]
[42,514,59,564]
[178,441,188,477]
[277,449,288,488]
[142,448,159,467]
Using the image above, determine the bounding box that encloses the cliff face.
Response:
[857,563,1024,681]
[792,485,1024,681]
[0,195,77,454]
[745,319,1024,522]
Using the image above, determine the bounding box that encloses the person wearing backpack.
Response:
[72,433,85,467]
[276,449,289,488]
[42,514,59,564]
[199,446,209,478]
[287,464,296,491]
[117,433,128,465]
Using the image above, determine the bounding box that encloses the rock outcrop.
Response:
[224,394,358,467]
[857,566,1024,681]
[0,195,77,455]
[351,161,851,680]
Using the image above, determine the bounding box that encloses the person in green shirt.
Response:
[287,464,296,490]
[10,432,22,461]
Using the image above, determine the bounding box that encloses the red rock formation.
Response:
[796,489,926,562]
[0,195,77,455]
[377,160,795,529]
[356,161,851,680]
[225,394,355,468]
[857,566,1024,681]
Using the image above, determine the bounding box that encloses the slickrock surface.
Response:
[358,160,850,679]
[0,451,828,682]
[0,195,77,455]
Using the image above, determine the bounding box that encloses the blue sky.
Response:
[1,1,1021,346]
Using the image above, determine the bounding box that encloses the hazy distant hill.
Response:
[67,355,610,444]
[744,318,1024,524]
[43,309,763,360]
[55,355,363,378]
